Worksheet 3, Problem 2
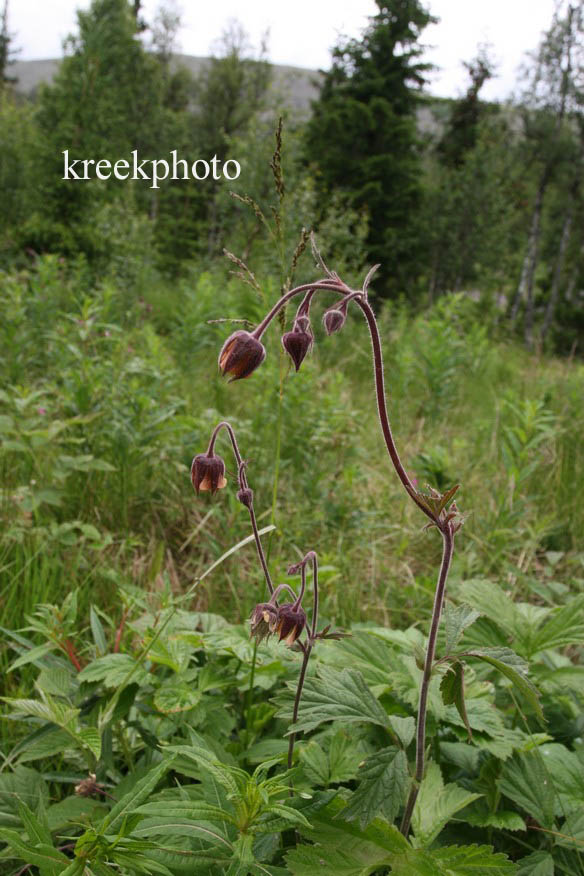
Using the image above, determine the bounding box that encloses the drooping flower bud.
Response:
[237,487,254,507]
[295,314,311,334]
[275,602,307,647]
[191,453,227,494]
[281,325,313,372]
[250,602,278,644]
[323,300,348,335]
[218,330,266,381]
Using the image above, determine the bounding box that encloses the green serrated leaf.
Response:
[286,797,409,875]
[17,800,52,847]
[464,811,526,831]
[461,647,543,722]
[342,747,409,828]
[516,851,554,875]
[499,752,555,829]
[431,843,518,874]
[154,683,202,714]
[78,653,151,688]
[443,603,482,654]
[530,595,584,653]
[273,667,391,736]
[101,756,175,834]
[412,763,482,848]
[0,829,69,873]
[77,727,102,760]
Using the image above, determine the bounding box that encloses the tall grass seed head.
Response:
[218,330,266,380]
[191,453,227,494]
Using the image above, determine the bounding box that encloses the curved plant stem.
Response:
[207,420,274,595]
[354,297,436,525]
[287,645,311,774]
[400,525,454,836]
[287,551,319,788]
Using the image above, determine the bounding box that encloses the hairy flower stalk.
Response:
[197,421,274,596]
[213,242,462,831]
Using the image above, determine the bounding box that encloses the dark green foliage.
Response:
[305,0,435,297]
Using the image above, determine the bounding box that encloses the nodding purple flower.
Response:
[275,602,307,647]
[323,299,348,335]
[218,330,266,381]
[281,324,313,372]
[191,453,227,494]
[250,602,278,644]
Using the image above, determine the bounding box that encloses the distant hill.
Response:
[11,55,323,117]
[11,55,447,135]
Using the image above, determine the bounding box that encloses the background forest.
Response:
[0,1,584,874]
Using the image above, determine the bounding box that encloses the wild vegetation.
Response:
[0,0,583,873]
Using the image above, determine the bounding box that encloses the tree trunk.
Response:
[523,179,544,348]
[541,205,573,341]
[564,234,584,303]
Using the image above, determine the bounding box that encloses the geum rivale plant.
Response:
[192,237,466,834]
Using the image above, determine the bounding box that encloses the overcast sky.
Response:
[11,0,557,101]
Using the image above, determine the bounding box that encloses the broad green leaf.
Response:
[0,767,48,822]
[458,581,524,642]
[0,829,69,873]
[430,843,518,874]
[132,817,233,849]
[286,844,391,875]
[342,747,409,828]
[253,791,335,835]
[389,716,415,749]
[78,653,151,688]
[134,801,235,825]
[538,743,584,814]
[273,667,391,735]
[154,683,202,714]
[299,731,362,786]
[440,661,472,739]
[77,727,102,760]
[17,801,52,847]
[101,756,175,834]
[463,811,526,831]
[8,642,57,672]
[443,603,481,654]
[460,648,543,722]
[499,752,555,829]
[412,763,482,848]
[516,851,554,875]
[287,797,409,875]
[556,809,584,850]
[47,796,106,831]
[35,667,75,698]
[530,594,584,653]
[11,726,73,764]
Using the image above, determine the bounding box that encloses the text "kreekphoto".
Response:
[62,150,241,189]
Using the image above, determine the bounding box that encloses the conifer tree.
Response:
[304,0,435,298]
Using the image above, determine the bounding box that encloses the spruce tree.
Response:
[304,0,435,298]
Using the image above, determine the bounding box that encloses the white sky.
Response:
[11,0,557,100]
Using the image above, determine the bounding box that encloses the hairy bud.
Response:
[237,487,254,507]
[281,326,313,372]
[323,300,348,335]
[218,330,266,381]
[191,453,227,494]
